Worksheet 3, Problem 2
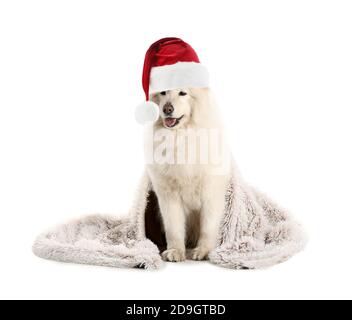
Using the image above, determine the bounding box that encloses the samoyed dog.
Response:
[145,88,230,262]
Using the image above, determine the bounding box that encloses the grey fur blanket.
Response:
[33,165,307,270]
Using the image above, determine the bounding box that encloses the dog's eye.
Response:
[179,91,187,96]
[160,91,166,96]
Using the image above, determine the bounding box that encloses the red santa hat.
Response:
[135,37,210,124]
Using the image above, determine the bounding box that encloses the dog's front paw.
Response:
[190,247,210,261]
[162,248,186,262]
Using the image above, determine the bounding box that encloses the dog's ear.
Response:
[189,88,217,126]
[189,87,209,101]
[189,88,211,109]
[150,93,160,105]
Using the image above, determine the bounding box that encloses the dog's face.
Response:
[152,89,193,129]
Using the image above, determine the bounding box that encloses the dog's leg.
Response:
[157,195,186,262]
[191,178,226,261]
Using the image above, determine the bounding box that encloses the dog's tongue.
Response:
[164,118,177,127]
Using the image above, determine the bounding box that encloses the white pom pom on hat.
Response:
[135,101,160,125]
[135,37,209,125]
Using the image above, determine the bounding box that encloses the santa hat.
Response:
[135,37,210,124]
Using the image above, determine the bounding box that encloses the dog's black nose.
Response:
[163,103,174,116]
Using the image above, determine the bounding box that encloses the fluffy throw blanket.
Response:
[33,163,307,270]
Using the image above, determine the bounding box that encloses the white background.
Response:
[0,0,351,300]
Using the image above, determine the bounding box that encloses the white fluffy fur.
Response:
[147,88,230,261]
[32,88,307,270]
[32,167,307,269]
[149,62,209,94]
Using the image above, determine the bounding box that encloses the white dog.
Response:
[146,88,230,262]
